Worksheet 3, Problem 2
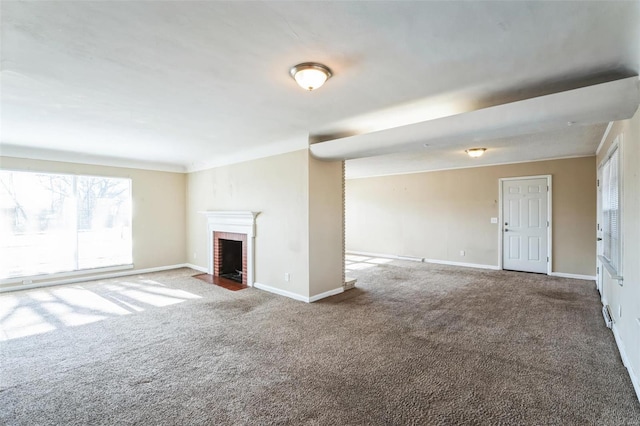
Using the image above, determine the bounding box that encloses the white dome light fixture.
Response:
[289,62,332,91]
[466,148,487,158]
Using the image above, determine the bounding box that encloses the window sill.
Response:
[598,255,623,285]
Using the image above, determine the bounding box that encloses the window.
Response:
[0,170,132,279]
[601,145,620,274]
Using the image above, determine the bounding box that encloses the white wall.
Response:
[597,108,640,399]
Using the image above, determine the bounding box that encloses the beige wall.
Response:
[2,149,345,300]
[187,149,344,298]
[0,156,187,282]
[346,157,596,276]
[597,108,640,395]
[309,156,344,297]
[186,149,345,300]
[186,149,311,296]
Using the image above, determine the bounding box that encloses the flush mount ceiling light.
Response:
[465,148,487,158]
[289,62,332,91]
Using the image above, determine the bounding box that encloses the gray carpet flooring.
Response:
[1,262,639,425]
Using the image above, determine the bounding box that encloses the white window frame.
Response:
[597,136,623,284]
[0,169,134,286]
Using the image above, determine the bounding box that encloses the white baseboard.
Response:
[0,264,193,293]
[254,282,343,303]
[549,272,597,281]
[347,251,600,276]
[309,287,344,302]
[423,258,500,270]
[185,263,208,273]
[254,282,308,302]
[348,250,500,269]
[612,324,640,403]
[346,250,423,262]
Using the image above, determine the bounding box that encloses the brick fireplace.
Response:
[213,232,247,285]
[200,211,259,287]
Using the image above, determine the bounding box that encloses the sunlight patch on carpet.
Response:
[0,279,201,341]
[345,254,393,272]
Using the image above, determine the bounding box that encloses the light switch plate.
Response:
[490,217,498,224]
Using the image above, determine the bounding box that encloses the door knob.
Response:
[504,229,509,232]
[597,237,602,241]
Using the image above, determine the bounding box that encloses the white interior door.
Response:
[502,177,549,273]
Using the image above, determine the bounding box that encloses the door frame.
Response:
[596,165,603,294]
[498,175,552,274]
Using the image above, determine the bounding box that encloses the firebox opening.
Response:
[220,239,243,283]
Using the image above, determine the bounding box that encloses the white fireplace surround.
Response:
[199,211,259,286]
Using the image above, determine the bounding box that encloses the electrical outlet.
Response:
[460,250,465,256]
[284,273,290,282]
[193,252,197,259]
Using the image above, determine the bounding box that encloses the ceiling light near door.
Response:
[289,62,332,91]
[465,148,487,158]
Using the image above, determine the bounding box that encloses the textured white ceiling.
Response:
[346,123,608,179]
[1,1,639,174]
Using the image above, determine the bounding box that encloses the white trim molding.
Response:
[346,250,422,262]
[548,272,597,281]
[199,211,259,287]
[185,263,208,273]
[423,259,500,270]
[612,324,640,403]
[254,282,344,303]
[309,287,344,302]
[346,251,499,270]
[0,145,186,173]
[254,282,308,302]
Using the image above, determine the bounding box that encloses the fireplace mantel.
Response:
[199,211,259,286]
[199,211,259,236]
